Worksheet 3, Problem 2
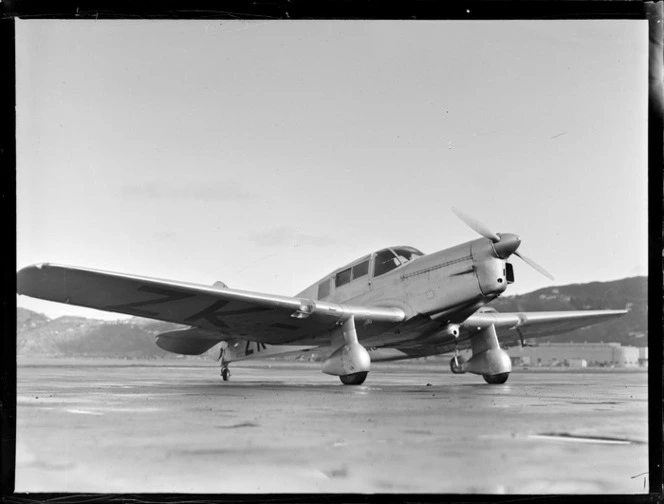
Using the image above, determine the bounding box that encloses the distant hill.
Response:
[16,276,647,358]
[16,308,184,358]
[17,307,50,332]
[487,276,647,346]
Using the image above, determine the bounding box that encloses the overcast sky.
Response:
[16,19,648,320]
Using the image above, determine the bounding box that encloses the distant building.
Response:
[568,358,588,368]
[511,355,531,367]
[508,342,644,368]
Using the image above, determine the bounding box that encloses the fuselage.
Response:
[297,237,511,320]
[287,237,513,350]
[224,237,516,360]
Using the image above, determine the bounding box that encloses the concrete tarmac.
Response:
[15,359,648,494]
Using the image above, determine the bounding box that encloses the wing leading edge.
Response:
[462,309,628,343]
[17,263,405,345]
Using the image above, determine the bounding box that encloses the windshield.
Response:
[373,249,401,277]
[391,247,424,264]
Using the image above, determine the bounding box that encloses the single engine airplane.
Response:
[16,209,627,385]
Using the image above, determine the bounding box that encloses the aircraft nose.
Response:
[493,233,521,258]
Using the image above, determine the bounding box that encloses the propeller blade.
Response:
[450,207,553,282]
[451,207,501,242]
[514,251,555,281]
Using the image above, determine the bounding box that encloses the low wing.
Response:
[462,309,628,346]
[17,263,404,345]
[386,309,628,359]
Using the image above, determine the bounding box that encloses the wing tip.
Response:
[18,262,53,274]
[17,263,56,295]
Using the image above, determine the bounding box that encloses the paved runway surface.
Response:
[15,359,648,494]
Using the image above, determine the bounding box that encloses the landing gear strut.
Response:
[339,371,368,385]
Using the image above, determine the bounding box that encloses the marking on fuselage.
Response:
[245,341,268,355]
[105,285,196,317]
[401,255,472,280]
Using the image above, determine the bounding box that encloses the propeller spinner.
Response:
[451,207,555,281]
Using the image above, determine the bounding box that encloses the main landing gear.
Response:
[339,371,368,385]
[322,316,371,386]
[450,354,510,383]
[452,324,512,385]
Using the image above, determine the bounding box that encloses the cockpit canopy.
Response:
[373,246,424,277]
[316,246,424,300]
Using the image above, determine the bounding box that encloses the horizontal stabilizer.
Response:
[156,328,223,355]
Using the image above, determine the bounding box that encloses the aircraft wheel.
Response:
[483,373,509,384]
[339,371,368,385]
[450,355,465,374]
[221,367,231,381]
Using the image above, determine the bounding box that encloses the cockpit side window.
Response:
[373,249,401,277]
[335,268,352,288]
[318,279,330,299]
[352,260,369,279]
[391,247,424,264]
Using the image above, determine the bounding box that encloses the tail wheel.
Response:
[450,355,465,374]
[339,371,368,385]
[483,373,509,384]
[221,367,231,381]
